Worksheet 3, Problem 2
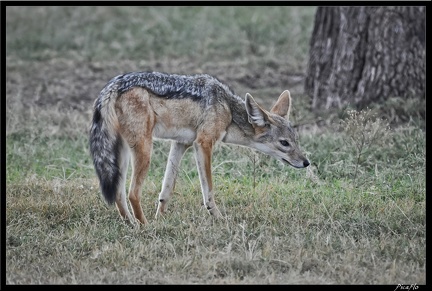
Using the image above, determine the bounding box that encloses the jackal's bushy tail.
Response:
[89,78,124,205]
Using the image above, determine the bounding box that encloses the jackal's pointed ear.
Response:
[245,93,269,127]
[270,90,291,120]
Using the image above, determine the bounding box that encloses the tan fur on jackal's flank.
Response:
[89,71,309,225]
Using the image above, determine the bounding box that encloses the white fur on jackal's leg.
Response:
[115,143,136,224]
[155,141,190,218]
[193,140,222,218]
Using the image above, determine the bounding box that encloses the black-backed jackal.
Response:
[89,71,310,225]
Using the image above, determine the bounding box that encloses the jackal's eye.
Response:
[280,140,290,147]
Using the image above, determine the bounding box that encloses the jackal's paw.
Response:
[131,219,142,230]
[122,216,139,229]
[207,206,223,219]
[155,202,167,219]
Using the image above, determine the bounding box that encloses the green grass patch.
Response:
[6,6,316,69]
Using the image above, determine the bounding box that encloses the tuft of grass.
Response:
[338,109,390,185]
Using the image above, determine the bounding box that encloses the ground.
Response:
[6,57,307,113]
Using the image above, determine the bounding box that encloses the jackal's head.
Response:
[245,90,310,168]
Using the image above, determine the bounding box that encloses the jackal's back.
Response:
[114,71,241,105]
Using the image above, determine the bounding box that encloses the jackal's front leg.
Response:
[155,141,190,218]
[193,139,222,218]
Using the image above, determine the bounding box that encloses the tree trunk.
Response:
[305,6,425,111]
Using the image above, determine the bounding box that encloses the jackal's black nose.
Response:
[303,160,310,167]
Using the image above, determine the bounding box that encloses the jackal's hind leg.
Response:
[128,139,153,225]
[115,144,135,224]
[116,88,155,225]
[155,141,190,218]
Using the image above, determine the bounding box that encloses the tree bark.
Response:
[305,6,425,111]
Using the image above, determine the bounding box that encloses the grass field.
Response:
[5,6,426,284]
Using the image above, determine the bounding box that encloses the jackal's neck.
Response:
[222,98,256,147]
